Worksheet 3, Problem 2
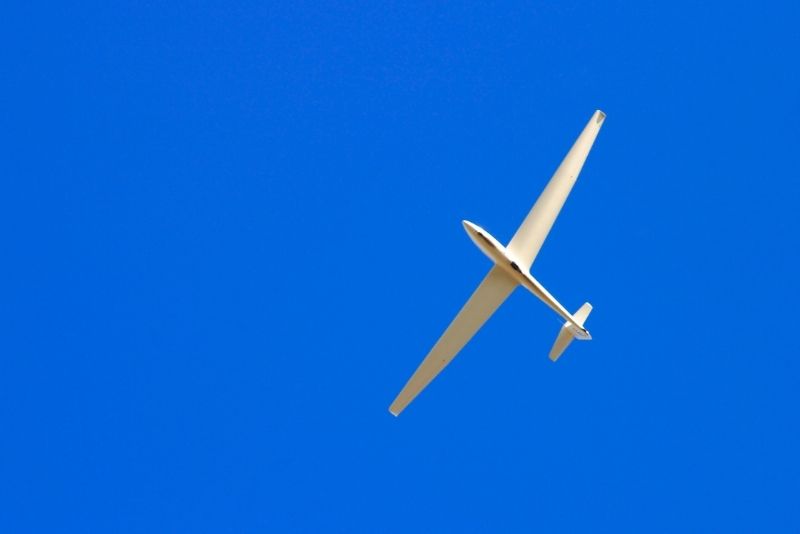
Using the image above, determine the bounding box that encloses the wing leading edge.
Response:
[506,110,605,271]
[389,266,517,416]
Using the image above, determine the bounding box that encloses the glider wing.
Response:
[389,266,517,416]
[506,110,606,271]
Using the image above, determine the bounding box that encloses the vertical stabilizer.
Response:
[549,303,592,361]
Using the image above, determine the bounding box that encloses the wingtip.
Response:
[595,110,606,124]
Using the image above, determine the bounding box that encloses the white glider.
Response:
[389,110,606,416]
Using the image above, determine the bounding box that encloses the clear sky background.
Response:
[4,1,800,532]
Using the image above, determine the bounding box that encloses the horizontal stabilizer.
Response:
[549,302,592,362]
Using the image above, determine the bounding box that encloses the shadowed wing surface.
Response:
[389,266,518,416]
[506,110,606,271]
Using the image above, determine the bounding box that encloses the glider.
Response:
[389,110,606,416]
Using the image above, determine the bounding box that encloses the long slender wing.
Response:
[389,266,517,416]
[506,110,606,271]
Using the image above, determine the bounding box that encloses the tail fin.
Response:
[549,303,593,362]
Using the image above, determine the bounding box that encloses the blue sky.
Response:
[3,1,800,532]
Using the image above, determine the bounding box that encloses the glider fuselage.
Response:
[462,220,590,340]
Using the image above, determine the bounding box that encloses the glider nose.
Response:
[462,220,481,234]
[462,220,481,241]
